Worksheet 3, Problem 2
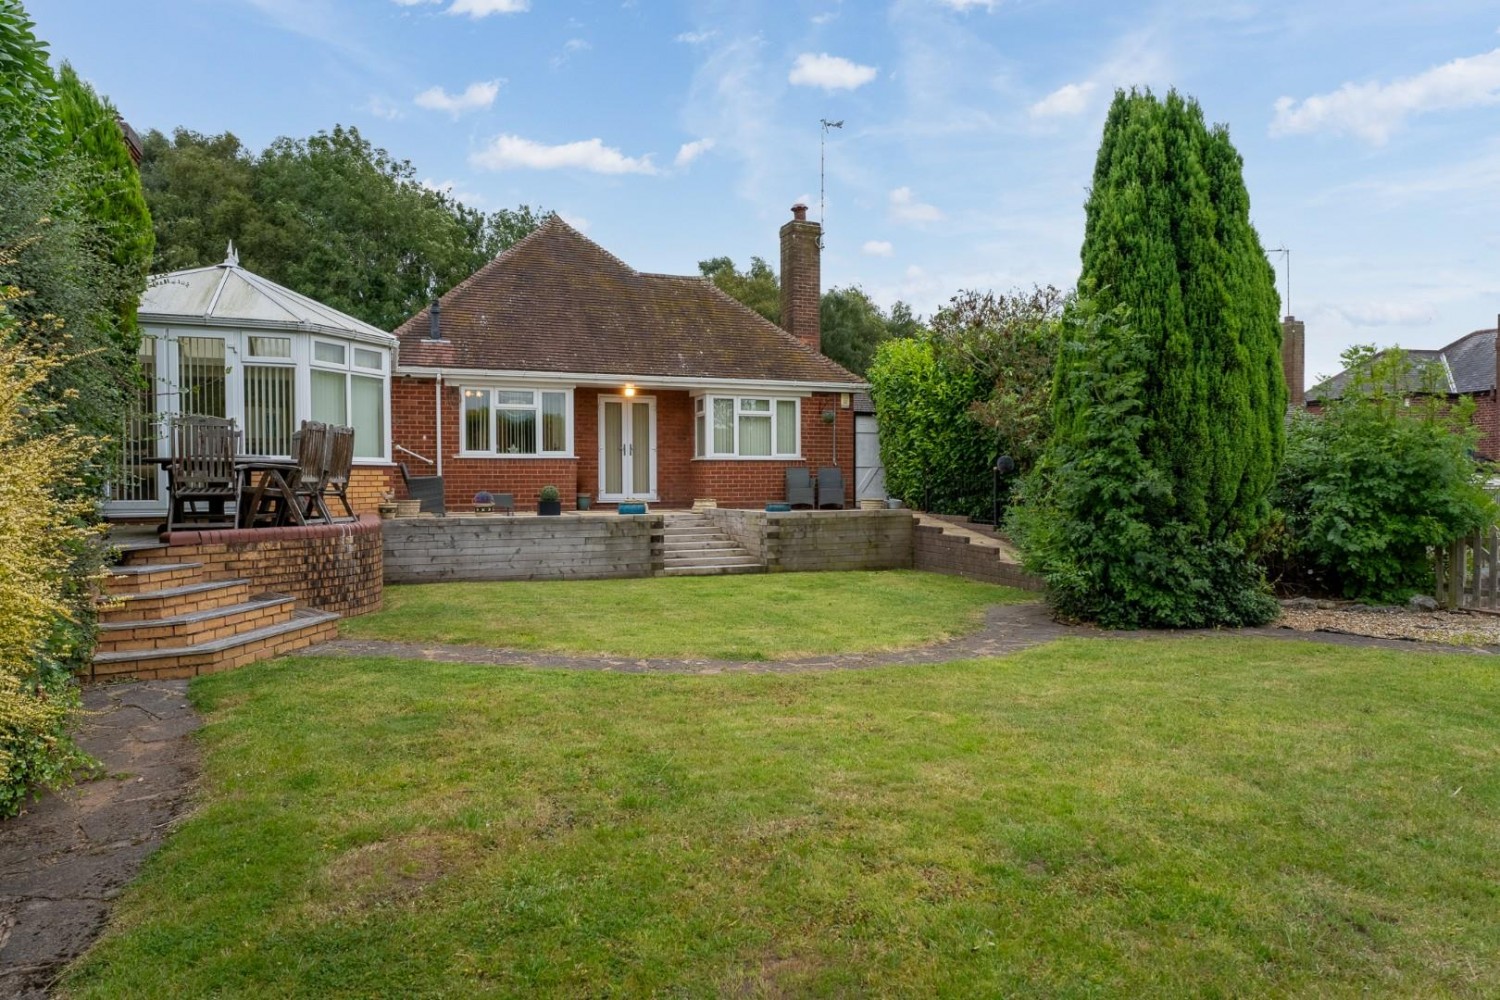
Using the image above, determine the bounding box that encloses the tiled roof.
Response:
[1310,327,1495,401]
[395,215,863,387]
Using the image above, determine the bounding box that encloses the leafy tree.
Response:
[699,255,781,324]
[1020,90,1285,628]
[930,286,1065,471]
[1271,346,1494,601]
[0,0,59,168]
[142,126,545,330]
[819,285,893,376]
[55,62,153,345]
[867,336,993,518]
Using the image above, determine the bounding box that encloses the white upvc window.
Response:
[694,395,799,459]
[461,387,571,456]
[242,336,295,456]
[309,338,389,460]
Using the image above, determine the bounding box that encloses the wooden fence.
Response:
[1433,527,1500,611]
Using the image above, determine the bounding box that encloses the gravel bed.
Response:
[1277,606,1500,648]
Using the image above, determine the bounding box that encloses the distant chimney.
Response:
[1282,315,1305,409]
[429,298,442,341]
[779,203,821,353]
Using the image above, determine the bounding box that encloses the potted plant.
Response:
[473,490,494,514]
[377,490,398,520]
[618,497,648,515]
[538,484,562,516]
[576,491,592,511]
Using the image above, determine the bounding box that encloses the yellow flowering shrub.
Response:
[0,300,101,816]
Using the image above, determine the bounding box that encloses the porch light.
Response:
[624,383,637,397]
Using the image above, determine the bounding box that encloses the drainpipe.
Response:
[435,374,443,477]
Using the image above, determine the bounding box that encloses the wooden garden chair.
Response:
[166,415,240,533]
[319,424,357,521]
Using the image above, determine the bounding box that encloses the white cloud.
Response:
[889,186,944,224]
[414,79,501,116]
[1030,81,1096,118]
[862,240,894,256]
[470,134,658,174]
[675,29,718,44]
[446,0,529,18]
[1271,47,1500,144]
[364,96,404,120]
[788,52,878,91]
[811,11,838,25]
[392,0,439,6]
[1336,301,1437,327]
[937,0,1001,10]
[674,137,715,167]
[420,177,487,208]
[551,37,591,69]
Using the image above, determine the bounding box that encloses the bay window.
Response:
[694,395,799,459]
[461,387,571,456]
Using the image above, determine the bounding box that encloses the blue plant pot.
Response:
[765,503,791,512]
[618,502,647,515]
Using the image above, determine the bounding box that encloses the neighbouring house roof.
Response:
[394,215,865,389]
[1309,327,1495,401]
[139,247,396,347]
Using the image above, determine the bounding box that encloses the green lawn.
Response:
[341,571,1032,659]
[65,638,1499,997]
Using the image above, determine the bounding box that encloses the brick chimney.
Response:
[1282,315,1305,409]
[779,203,822,353]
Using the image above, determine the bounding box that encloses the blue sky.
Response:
[30,0,1500,386]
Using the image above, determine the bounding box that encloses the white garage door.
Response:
[855,414,886,500]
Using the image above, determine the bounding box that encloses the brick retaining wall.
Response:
[383,514,663,583]
[912,523,1044,591]
[155,516,385,615]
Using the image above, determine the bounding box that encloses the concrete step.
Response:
[89,608,340,681]
[105,562,206,595]
[96,578,253,623]
[662,563,763,577]
[662,552,761,567]
[95,594,296,654]
[662,538,741,552]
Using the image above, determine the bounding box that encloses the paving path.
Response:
[317,601,1495,675]
[0,682,199,999]
[2,602,1490,997]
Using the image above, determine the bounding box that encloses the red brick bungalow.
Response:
[390,206,866,512]
[1307,318,1500,459]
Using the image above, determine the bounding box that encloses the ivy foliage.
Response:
[1271,347,1495,601]
[141,125,547,331]
[1018,89,1284,628]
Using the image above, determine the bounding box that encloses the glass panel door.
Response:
[598,396,655,500]
[111,335,162,505]
[178,336,227,418]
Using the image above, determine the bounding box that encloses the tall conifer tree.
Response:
[1019,89,1284,627]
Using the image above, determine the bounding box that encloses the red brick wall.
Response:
[391,378,857,509]
[1306,390,1500,461]
[156,516,384,616]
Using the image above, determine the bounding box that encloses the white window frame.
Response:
[693,393,800,460]
[459,385,574,458]
[309,337,391,462]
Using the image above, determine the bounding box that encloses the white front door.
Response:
[598,396,657,501]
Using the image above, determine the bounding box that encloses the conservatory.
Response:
[107,246,396,518]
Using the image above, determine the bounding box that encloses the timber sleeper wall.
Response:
[384,515,664,583]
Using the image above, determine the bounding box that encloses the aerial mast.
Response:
[819,118,843,249]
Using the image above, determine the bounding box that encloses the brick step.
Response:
[96,579,253,623]
[105,562,206,595]
[95,594,296,654]
[108,537,169,559]
[662,563,764,577]
[89,608,341,681]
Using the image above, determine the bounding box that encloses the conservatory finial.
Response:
[223,241,239,267]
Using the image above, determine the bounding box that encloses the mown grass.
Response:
[340,571,1033,659]
[64,638,1500,997]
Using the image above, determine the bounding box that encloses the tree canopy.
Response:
[699,255,915,376]
[142,125,546,331]
[1016,89,1285,628]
